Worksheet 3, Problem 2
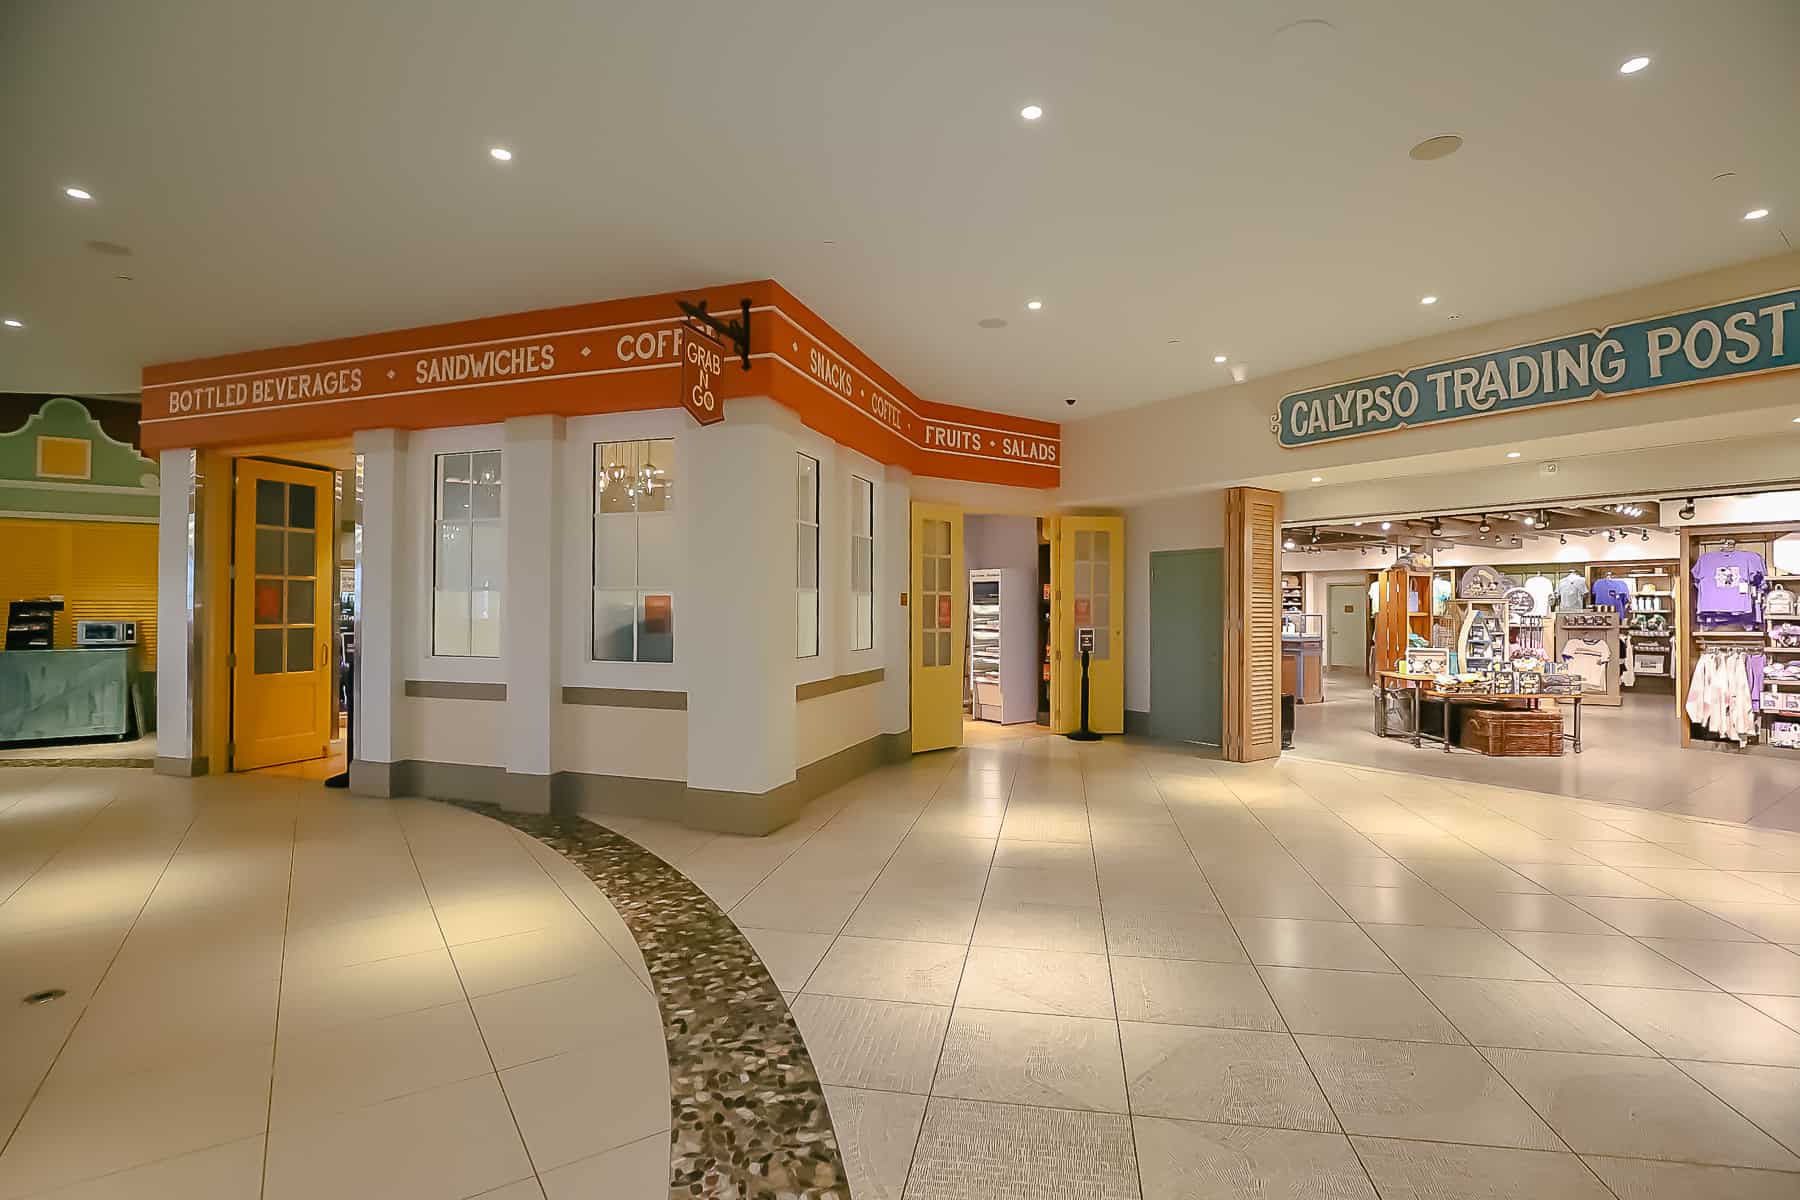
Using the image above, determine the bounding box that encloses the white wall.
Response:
[1285,529,1680,576]
[1121,490,1225,714]
[1663,490,1800,527]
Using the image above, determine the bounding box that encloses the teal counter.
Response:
[0,648,138,744]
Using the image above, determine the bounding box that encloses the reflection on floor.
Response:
[0,768,666,1199]
[1294,670,1800,831]
[0,734,155,767]
[612,721,1800,1200]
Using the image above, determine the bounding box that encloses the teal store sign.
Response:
[1278,287,1799,448]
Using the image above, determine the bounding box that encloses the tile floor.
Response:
[0,766,667,1200]
[1296,670,1800,830]
[612,721,1800,1200]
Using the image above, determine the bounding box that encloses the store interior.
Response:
[1280,487,1800,822]
[961,514,1052,727]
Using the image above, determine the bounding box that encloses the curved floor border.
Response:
[450,801,847,1199]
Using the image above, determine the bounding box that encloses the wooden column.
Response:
[1223,486,1283,761]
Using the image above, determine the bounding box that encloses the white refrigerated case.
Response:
[969,567,1036,724]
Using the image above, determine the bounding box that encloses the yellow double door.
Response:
[909,503,1123,752]
[232,459,335,770]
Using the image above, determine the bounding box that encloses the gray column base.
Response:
[362,729,914,835]
[154,755,208,777]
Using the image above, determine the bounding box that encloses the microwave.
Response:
[76,620,138,647]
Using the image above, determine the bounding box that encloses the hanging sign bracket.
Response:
[677,298,752,371]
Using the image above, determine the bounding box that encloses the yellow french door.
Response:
[910,501,965,753]
[232,459,334,770]
[1051,515,1125,734]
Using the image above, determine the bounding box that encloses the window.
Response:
[797,452,820,658]
[1073,527,1111,659]
[850,475,875,650]
[433,450,502,657]
[593,439,675,662]
[919,518,951,667]
[252,476,320,674]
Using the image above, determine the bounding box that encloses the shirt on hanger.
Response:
[1692,549,1766,623]
[1523,575,1553,617]
[1564,635,1611,692]
[1591,577,1633,620]
[1556,573,1588,612]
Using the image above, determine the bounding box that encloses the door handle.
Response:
[320,641,328,669]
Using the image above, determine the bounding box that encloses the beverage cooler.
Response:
[969,568,1038,723]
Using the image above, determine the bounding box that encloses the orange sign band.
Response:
[141,280,1059,488]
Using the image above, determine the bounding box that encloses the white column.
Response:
[879,466,913,739]
[684,400,795,795]
[350,429,406,791]
[500,414,561,812]
[153,449,197,772]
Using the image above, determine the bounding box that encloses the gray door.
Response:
[1149,549,1223,744]
[1327,583,1368,670]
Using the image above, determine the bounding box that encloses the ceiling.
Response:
[2,2,1796,417]
[1285,500,1660,554]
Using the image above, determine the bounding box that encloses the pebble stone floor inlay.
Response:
[601,721,1800,1200]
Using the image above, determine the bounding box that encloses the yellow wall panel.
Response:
[0,518,159,665]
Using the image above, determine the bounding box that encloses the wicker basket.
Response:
[1457,707,1564,757]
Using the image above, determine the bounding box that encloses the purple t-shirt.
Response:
[1591,577,1632,620]
[1692,550,1765,623]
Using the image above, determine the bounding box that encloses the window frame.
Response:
[796,451,821,659]
[849,473,876,652]
[591,437,678,664]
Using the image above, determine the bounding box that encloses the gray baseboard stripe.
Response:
[404,680,507,701]
[367,728,914,836]
[153,755,207,777]
[795,668,885,702]
[1124,709,1152,737]
[560,687,688,710]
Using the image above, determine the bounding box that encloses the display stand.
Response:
[1373,568,1432,674]
[1588,560,1678,695]
[1553,611,1622,706]
[1678,525,1800,755]
[969,567,1036,724]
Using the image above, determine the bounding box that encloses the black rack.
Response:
[6,599,62,650]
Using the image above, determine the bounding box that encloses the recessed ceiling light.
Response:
[1506,451,1521,458]
[1019,104,1043,121]
[488,147,513,161]
[976,317,1008,329]
[1619,55,1650,74]
[1408,134,1463,161]
[64,186,92,201]
[1745,208,1770,221]
[1212,354,1227,364]
[1025,299,1043,311]
[1310,475,1323,483]
[1792,416,1800,423]
[2,318,22,328]
[1420,295,1438,305]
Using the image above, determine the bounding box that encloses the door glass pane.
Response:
[440,481,472,520]
[922,630,939,667]
[286,531,315,576]
[255,479,285,526]
[594,518,637,590]
[1092,530,1110,562]
[929,520,949,556]
[436,523,472,590]
[286,627,313,672]
[287,580,314,625]
[287,483,316,530]
[472,450,502,486]
[593,590,635,661]
[254,628,283,674]
[1094,563,1110,596]
[255,529,284,574]
[937,632,952,667]
[638,593,674,663]
[254,580,283,624]
[1075,529,1093,560]
[471,523,504,590]
[1075,562,1092,596]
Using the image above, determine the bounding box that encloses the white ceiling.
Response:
[2,1,1796,418]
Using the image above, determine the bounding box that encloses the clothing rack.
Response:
[1679,524,1800,754]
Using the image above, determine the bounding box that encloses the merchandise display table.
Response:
[1374,672,1582,755]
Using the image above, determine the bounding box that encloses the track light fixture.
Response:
[1559,533,1567,545]
[1430,521,1444,537]
[1679,498,1696,521]
[1641,529,1650,542]
[1478,514,1491,533]
[1606,529,1616,542]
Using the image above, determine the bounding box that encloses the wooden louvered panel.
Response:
[1224,488,1283,761]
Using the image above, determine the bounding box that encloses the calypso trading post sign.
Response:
[1277,286,1798,448]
